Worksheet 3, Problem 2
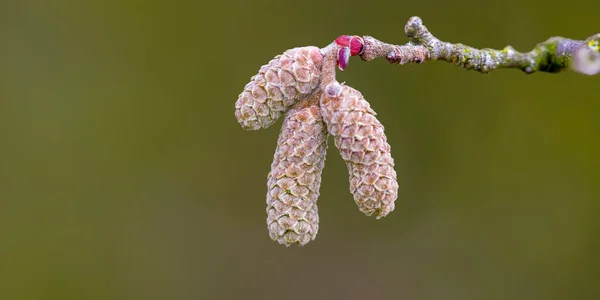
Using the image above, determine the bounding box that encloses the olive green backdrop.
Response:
[1,1,598,299]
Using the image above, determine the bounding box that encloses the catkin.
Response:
[266,102,328,246]
[320,82,398,218]
[235,47,324,131]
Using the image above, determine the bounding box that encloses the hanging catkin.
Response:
[320,82,398,218]
[235,47,324,130]
[266,102,328,246]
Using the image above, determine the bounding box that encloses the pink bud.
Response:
[349,36,364,56]
[324,82,342,98]
[335,35,352,47]
[337,47,350,70]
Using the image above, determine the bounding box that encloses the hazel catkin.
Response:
[266,102,328,246]
[235,47,324,131]
[320,82,398,218]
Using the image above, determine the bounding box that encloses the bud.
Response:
[335,35,364,70]
[572,36,600,76]
[320,82,398,218]
[235,47,324,130]
[266,103,329,246]
[335,35,364,56]
[337,47,350,70]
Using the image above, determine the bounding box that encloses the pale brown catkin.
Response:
[266,102,328,246]
[235,47,324,131]
[320,82,398,218]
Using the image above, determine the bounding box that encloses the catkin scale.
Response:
[266,102,328,246]
[320,83,398,218]
[235,47,324,131]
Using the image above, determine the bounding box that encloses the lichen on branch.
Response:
[360,16,600,75]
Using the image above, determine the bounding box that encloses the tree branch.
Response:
[358,16,600,75]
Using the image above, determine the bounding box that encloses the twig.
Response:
[358,16,600,75]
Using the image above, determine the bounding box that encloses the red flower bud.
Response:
[337,47,350,70]
[335,35,364,56]
[349,36,364,56]
[335,35,352,47]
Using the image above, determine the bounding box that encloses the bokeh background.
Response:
[1,1,598,299]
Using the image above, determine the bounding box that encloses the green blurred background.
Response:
[1,1,598,299]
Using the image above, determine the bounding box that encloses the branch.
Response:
[358,16,600,75]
